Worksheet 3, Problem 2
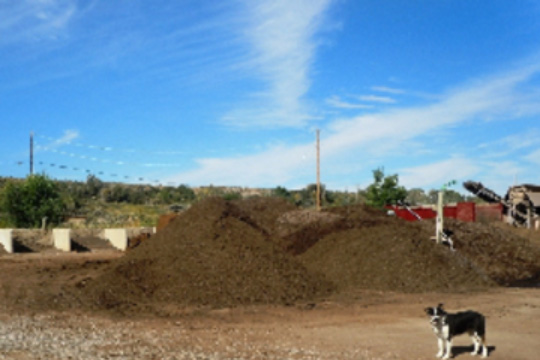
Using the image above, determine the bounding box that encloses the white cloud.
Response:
[325,96,373,109]
[399,158,480,189]
[476,129,540,159]
[55,129,79,145]
[357,95,396,104]
[524,148,540,165]
[0,0,77,45]
[222,0,334,128]
[174,143,315,187]
[172,61,540,189]
[36,130,79,152]
[371,86,405,94]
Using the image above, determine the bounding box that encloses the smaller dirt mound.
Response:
[299,215,494,293]
[276,209,345,255]
[440,219,540,285]
[232,196,297,235]
[82,197,333,312]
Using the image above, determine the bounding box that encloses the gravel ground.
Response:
[0,313,374,360]
[1,288,540,360]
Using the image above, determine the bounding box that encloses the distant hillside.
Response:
[0,176,361,228]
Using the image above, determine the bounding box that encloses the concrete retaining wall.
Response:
[53,229,71,252]
[0,229,13,253]
[0,226,156,253]
[103,228,128,251]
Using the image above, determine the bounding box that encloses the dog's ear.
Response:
[424,307,433,315]
[438,303,444,309]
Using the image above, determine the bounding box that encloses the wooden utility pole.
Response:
[316,129,321,211]
[30,132,34,175]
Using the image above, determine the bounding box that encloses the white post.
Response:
[436,191,444,244]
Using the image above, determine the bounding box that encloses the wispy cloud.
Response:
[36,130,79,152]
[325,96,373,109]
[524,148,540,165]
[485,129,540,149]
[222,0,334,128]
[172,60,540,189]
[399,157,480,189]
[400,157,529,195]
[371,86,405,94]
[357,94,396,104]
[173,143,315,187]
[0,0,77,45]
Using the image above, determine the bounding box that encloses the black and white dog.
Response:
[425,304,488,359]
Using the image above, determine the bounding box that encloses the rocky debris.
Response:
[0,312,374,360]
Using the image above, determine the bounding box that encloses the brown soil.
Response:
[71,197,540,315]
[80,197,334,313]
[156,212,179,232]
[439,219,540,285]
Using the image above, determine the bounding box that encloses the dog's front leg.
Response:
[436,337,445,358]
[442,338,453,359]
[471,334,480,356]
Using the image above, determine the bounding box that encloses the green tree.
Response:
[85,174,104,198]
[272,186,291,199]
[406,188,430,205]
[175,184,196,203]
[294,183,331,208]
[0,174,66,228]
[428,189,465,205]
[365,167,407,208]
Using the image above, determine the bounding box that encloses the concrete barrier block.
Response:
[53,229,71,252]
[104,228,128,251]
[0,229,13,253]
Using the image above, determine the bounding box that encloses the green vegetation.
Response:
[0,174,66,228]
[365,167,407,208]
[0,167,479,228]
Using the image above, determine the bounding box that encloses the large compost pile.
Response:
[83,197,333,310]
[81,197,540,312]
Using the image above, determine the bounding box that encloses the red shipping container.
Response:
[457,202,476,222]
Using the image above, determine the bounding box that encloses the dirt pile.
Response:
[156,213,179,232]
[276,209,345,255]
[440,219,540,285]
[79,198,540,312]
[299,206,495,293]
[82,197,333,311]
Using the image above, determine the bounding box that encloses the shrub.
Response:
[0,174,66,228]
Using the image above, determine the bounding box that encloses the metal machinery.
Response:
[463,181,540,228]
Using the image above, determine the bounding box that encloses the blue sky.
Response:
[1,0,540,195]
